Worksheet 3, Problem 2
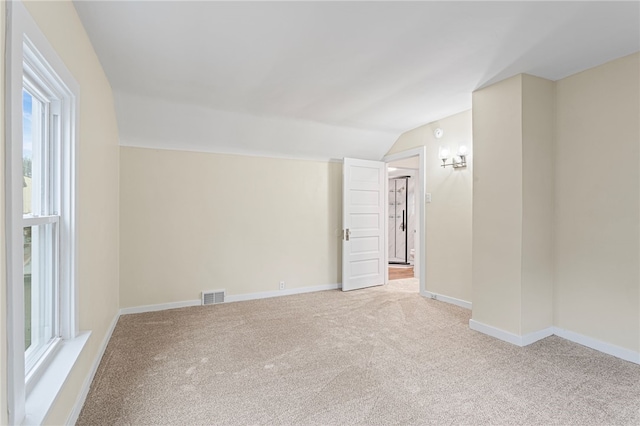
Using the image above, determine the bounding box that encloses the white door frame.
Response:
[382,147,427,296]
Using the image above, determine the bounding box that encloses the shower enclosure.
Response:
[388,176,414,265]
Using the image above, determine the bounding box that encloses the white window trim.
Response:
[5,1,82,424]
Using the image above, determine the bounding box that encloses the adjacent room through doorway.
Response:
[386,155,420,286]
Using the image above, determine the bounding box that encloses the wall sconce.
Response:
[439,145,468,169]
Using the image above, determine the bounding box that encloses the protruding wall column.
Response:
[470,74,554,345]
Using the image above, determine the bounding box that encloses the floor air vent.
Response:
[202,290,225,305]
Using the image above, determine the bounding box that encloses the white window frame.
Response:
[5,2,79,424]
[22,63,60,386]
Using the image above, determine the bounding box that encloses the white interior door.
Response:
[342,158,386,291]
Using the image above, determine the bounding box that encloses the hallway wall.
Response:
[386,111,473,304]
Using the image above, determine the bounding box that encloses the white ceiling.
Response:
[73,1,639,161]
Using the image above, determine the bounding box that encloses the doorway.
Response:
[383,147,426,296]
[388,174,414,265]
[341,148,426,295]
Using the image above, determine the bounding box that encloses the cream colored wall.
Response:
[555,53,639,352]
[386,110,473,303]
[471,75,523,334]
[472,55,640,353]
[1,2,8,424]
[19,1,121,423]
[119,147,342,308]
[521,75,555,335]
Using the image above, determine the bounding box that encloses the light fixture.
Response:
[438,146,450,161]
[439,145,469,169]
[388,167,397,171]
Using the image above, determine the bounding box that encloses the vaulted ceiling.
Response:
[73,1,639,161]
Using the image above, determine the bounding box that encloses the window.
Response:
[6,2,81,424]
[22,72,62,378]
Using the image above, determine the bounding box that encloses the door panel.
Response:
[342,158,385,291]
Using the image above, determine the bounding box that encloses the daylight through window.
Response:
[21,78,62,375]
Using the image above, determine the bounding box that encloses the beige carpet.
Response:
[77,279,640,425]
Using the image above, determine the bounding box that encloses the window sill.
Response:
[24,331,91,425]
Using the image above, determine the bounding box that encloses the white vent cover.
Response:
[202,289,225,305]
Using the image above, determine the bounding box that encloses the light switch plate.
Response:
[426,193,432,203]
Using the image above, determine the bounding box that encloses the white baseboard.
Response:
[423,291,472,310]
[225,283,341,303]
[119,299,201,315]
[469,320,639,365]
[66,312,120,425]
[469,320,553,347]
[469,319,527,346]
[553,327,640,365]
[521,327,555,346]
[118,284,342,315]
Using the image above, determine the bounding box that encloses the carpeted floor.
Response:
[77,279,640,425]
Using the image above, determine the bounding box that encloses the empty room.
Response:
[2,1,639,425]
